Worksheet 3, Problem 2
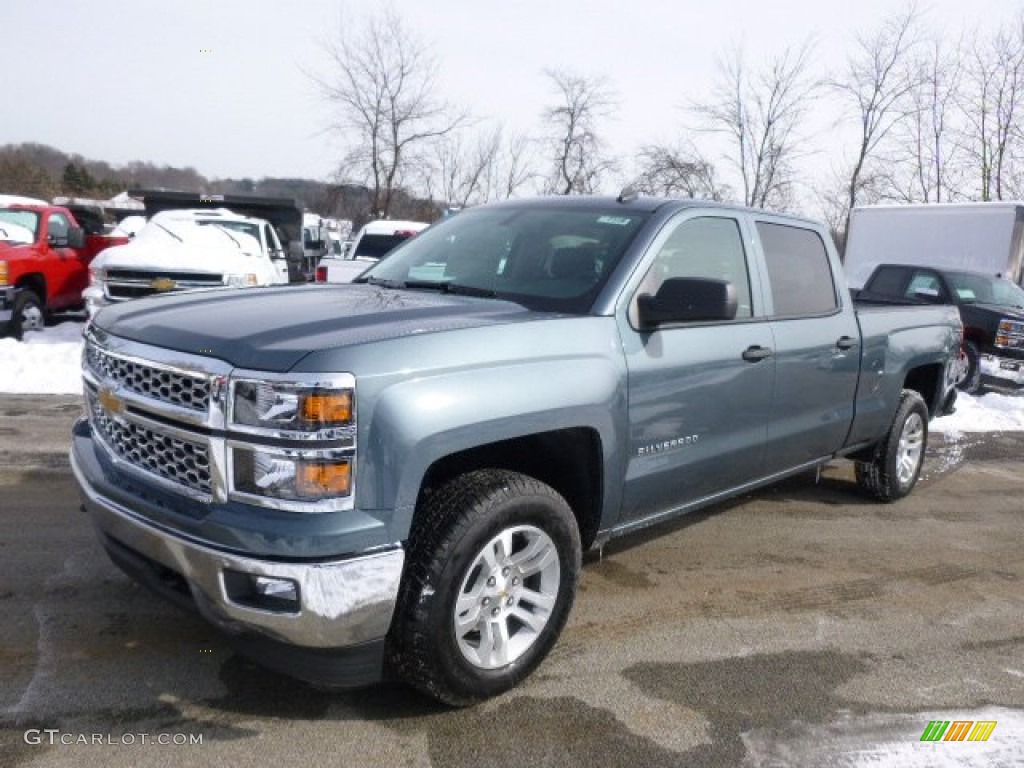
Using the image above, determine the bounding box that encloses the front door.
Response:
[618,212,774,524]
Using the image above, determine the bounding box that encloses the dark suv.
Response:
[857,264,1024,392]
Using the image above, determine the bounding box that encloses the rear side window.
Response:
[865,266,907,298]
[757,222,838,317]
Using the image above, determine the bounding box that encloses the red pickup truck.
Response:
[0,204,128,339]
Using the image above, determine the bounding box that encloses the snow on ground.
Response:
[1,322,1023,433]
[0,320,85,395]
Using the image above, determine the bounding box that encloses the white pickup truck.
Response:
[315,219,428,283]
[84,208,289,316]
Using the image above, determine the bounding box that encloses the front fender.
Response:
[356,357,626,541]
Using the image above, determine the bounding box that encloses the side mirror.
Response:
[68,227,86,249]
[637,277,738,329]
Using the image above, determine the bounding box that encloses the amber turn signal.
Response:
[297,461,351,496]
[300,391,353,425]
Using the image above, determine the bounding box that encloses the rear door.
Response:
[617,210,775,523]
[754,219,861,473]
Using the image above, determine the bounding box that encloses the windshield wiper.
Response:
[402,279,497,298]
[208,225,242,248]
[153,221,184,243]
[362,276,406,289]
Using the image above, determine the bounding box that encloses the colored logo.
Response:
[96,386,125,416]
[920,720,997,742]
[150,277,177,292]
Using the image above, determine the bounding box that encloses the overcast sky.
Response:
[3,0,1020,197]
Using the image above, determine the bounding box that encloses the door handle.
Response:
[836,336,859,350]
[742,345,773,362]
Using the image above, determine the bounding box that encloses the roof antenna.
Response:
[617,185,639,204]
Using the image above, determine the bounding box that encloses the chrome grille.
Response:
[88,392,212,494]
[86,342,210,412]
[104,269,223,301]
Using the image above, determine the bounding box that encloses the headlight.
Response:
[225,273,258,287]
[996,318,1024,349]
[232,380,353,436]
[232,448,351,502]
[88,266,106,286]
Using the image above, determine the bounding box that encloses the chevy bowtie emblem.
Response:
[150,277,177,292]
[97,385,125,416]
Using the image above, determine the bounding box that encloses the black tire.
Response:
[855,389,929,502]
[8,290,44,341]
[956,340,983,395]
[390,469,581,706]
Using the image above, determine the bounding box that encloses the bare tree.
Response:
[310,7,466,218]
[541,70,618,194]
[883,35,966,203]
[831,4,922,239]
[632,142,727,200]
[430,125,536,207]
[692,41,818,211]
[960,17,1024,200]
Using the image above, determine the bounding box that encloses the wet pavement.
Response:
[1,397,1022,766]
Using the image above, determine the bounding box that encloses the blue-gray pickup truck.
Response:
[71,195,961,704]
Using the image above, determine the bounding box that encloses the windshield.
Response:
[0,210,39,243]
[946,271,1024,309]
[358,204,650,314]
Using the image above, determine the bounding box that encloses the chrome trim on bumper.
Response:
[72,447,404,649]
[980,353,1024,387]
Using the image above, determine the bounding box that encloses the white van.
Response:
[316,219,428,283]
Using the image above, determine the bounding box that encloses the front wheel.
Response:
[855,389,929,502]
[390,470,581,706]
[955,340,983,394]
[8,290,44,340]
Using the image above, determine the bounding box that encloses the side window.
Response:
[905,271,944,300]
[864,266,907,298]
[48,213,70,243]
[264,225,279,253]
[637,216,753,319]
[757,222,838,317]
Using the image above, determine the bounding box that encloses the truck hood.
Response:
[94,227,263,274]
[92,284,554,371]
[969,302,1024,320]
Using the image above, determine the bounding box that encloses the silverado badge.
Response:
[150,277,177,292]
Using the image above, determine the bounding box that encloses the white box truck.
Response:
[844,203,1024,290]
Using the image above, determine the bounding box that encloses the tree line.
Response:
[4,3,1022,248]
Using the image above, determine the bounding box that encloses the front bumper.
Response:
[980,352,1024,388]
[71,422,405,667]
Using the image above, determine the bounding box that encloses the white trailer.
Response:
[844,203,1024,289]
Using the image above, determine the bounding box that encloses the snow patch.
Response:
[0,321,85,394]
[934,391,1024,434]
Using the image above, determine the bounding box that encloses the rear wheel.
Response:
[9,290,44,340]
[391,469,581,706]
[855,389,929,502]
